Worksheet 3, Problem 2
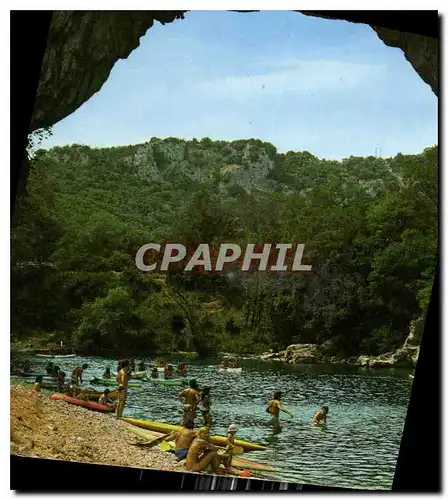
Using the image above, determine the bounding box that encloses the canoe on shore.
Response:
[219,367,242,373]
[122,418,267,452]
[51,393,114,413]
[90,377,142,388]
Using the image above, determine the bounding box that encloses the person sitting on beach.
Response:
[313,406,329,426]
[145,420,198,462]
[99,388,116,409]
[222,424,238,471]
[34,375,43,392]
[186,427,223,474]
[177,363,187,377]
[150,366,159,379]
[138,359,145,371]
[200,387,212,428]
[71,364,88,385]
[164,365,174,379]
[180,379,201,426]
[103,367,112,379]
[266,391,291,435]
[116,385,126,418]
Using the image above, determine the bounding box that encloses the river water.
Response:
[11,353,414,490]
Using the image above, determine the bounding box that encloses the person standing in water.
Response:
[151,366,159,379]
[200,387,212,428]
[179,379,201,426]
[71,364,88,385]
[138,359,145,371]
[313,406,329,426]
[266,391,292,435]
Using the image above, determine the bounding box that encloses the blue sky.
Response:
[39,11,438,160]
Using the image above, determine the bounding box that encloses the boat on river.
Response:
[36,353,76,358]
[218,367,242,373]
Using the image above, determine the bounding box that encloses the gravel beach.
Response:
[10,384,193,474]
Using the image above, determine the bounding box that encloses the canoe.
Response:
[84,389,119,401]
[149,378,187,386]
[112,371,147,380]
[122,418,267,452]
[51,393,114,413]
[90,378,141,388]
[218,367,242,373]
[36,353,77,358]
[125,424,163,441]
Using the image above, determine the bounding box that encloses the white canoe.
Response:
[36,353,77,358]
[219,367,242,373]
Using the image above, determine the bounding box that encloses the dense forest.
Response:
[11,137,438,357]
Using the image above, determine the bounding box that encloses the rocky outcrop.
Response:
[259,340,420,368]
[29,12,437,133]
[30,11,186,131]
[372,27,438,96]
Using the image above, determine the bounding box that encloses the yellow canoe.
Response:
[122,417,268,452]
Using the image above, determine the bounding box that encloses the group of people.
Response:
[218,358,237,369]
[151,360,188,379]
[146,419,239,474]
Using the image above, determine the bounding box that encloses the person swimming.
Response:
[200,387,212,428]
[186,427,223,473]
[45,362,54,375]
[266,390,292,435]
[313,405,329,426]
[164,365,174,379]
[103,367,112,379]
[180,379,201,426]
[151,366,159,379]
[177,362,187,377]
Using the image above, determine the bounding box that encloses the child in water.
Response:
[313,406,329,426]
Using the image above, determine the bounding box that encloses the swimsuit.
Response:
[175,448,188,461]
[269,417,279,425]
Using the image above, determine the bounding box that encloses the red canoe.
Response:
[50,393,114,413]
